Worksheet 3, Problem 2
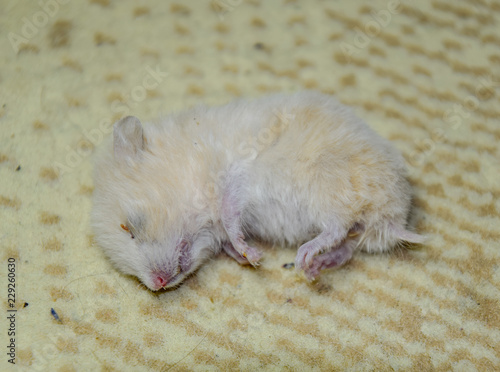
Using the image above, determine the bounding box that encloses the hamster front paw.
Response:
[222,241,263,266]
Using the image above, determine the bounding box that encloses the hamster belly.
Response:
[241,172,320,247]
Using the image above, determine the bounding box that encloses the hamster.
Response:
[91,91,424,291]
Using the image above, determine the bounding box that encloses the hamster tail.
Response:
[356,222,426,253]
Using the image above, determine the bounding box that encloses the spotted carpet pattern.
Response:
[1,0,499,370]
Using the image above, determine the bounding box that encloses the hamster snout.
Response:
[150,267,183,290]
[91,91,424,291]
[149,239,193,290]
[151,271,171,290]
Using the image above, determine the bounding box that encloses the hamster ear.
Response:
[113,116,144,161]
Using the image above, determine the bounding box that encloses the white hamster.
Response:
[91,91,424,291]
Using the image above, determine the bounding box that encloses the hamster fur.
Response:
[91,91,424,291]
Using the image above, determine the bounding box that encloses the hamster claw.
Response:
[241,245,263,266]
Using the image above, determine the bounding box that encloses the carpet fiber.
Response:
[1,0,499,370]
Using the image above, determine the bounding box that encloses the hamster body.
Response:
[92,91,424,291]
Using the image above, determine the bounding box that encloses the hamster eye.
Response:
[120,224,135,239]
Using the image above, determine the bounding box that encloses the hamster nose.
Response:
[152,271,170,289]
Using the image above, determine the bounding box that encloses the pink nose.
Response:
[151,272,170,289]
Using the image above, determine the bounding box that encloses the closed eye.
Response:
[120,224,135,239]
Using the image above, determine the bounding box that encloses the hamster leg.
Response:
[221,166,263,266]
[302,239,356,280]
[221,206,263,266]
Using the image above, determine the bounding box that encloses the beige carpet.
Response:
[1,0,499,370]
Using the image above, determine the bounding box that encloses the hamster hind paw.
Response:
[301,241,354,280]
[295,225,347,270]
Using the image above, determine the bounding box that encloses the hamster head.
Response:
[92,116,220,291]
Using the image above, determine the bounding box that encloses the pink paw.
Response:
[295,241,321,270]
[222,241,262,266]
[297,243,354,280]
[240,245,263,266]
[234,234,262,266]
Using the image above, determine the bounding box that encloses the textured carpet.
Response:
[1,0,499,370]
